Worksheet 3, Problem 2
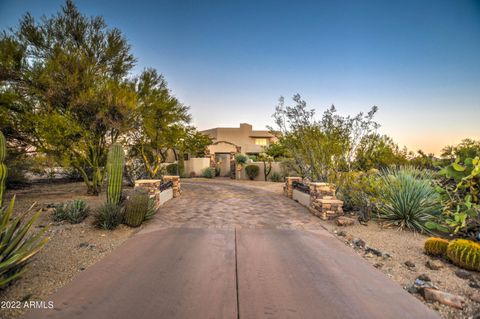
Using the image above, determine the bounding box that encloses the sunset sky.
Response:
[1,0,479,154]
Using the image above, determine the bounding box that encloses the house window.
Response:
[255,138,268,146]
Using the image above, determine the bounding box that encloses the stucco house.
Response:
[200,123,277,176]
[201,123,276,155]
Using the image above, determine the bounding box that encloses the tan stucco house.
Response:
[201,123,276,155]
[201,123,277,176]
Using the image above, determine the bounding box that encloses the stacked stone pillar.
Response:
[284,177,302,198]
[134,179,162,208]
[284,179,344,220]
[309,182,344,220]
[163,175,181,197]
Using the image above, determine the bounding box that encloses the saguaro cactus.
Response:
[0,131,7,206]
[107,143,124,205]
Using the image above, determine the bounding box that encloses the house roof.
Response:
[249,131,274,138]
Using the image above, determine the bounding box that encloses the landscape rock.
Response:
[420,287,466,309]
[469,279,480,289]
[406,284,418,294]
[353,238,365,248]
[470,292,480,303]
[336,216,355,226]
[337,230,347,237]
[365,246,383,257]
[455,269,472,280]
[404,260,416,269]
[373,262,384,269]
[79,242,89,248]
[417,274,431,282]
[426,260,443,270]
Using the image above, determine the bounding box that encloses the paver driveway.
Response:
[141,179,326,232]
[23,179,440,319]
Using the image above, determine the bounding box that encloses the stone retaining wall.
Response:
[284,178,344,220]
[134,176,181,208]
[162,175,181,197]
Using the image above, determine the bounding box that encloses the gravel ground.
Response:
[319,218,480,319]
[0,182,137,319]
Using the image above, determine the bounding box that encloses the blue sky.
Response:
[1,0,479,154]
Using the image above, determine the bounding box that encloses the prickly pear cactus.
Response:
[106,143,124,206]
[0,131,7,206]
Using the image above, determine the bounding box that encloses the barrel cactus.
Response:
[424,237,449,256]
[106,143,124,206]
[446,239,480,271]
[123,190,150,227]
[0,131,7,207]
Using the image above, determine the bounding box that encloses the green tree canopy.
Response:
[270,94,379,181]
[354,134,408,170]
[0,0,136,194]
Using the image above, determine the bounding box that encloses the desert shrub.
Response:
[189,171,196,178]
[270,172,283,182]
[166,163,178,175]
[245,165,259,180]
[376,167,441,232]
[124,190,149,227]
[63,167,84,181]
[248,154,259,162]
[5,150,32,187]
[446,239,480,271]
[0,196,49,288]
[235,153,249,165]
[424,237,449,256]
[202,167,216,179]
[94,203,123,230]
[52,199,89,224]
[334,170,382,221]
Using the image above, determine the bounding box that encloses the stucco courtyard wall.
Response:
[237,161,283,181]
[184,158,211,177]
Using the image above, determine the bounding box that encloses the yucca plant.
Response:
[0,196,49,288]
[376,167,441,232]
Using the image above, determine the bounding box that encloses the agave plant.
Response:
[52,199,89,224]
[376,167,441,232]
[0,196,49,288]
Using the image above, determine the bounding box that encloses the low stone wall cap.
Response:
[135,179,162,183]
[317,199,343,204]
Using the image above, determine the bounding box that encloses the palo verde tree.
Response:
[130,68,191,178]
[0,1,136,194]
